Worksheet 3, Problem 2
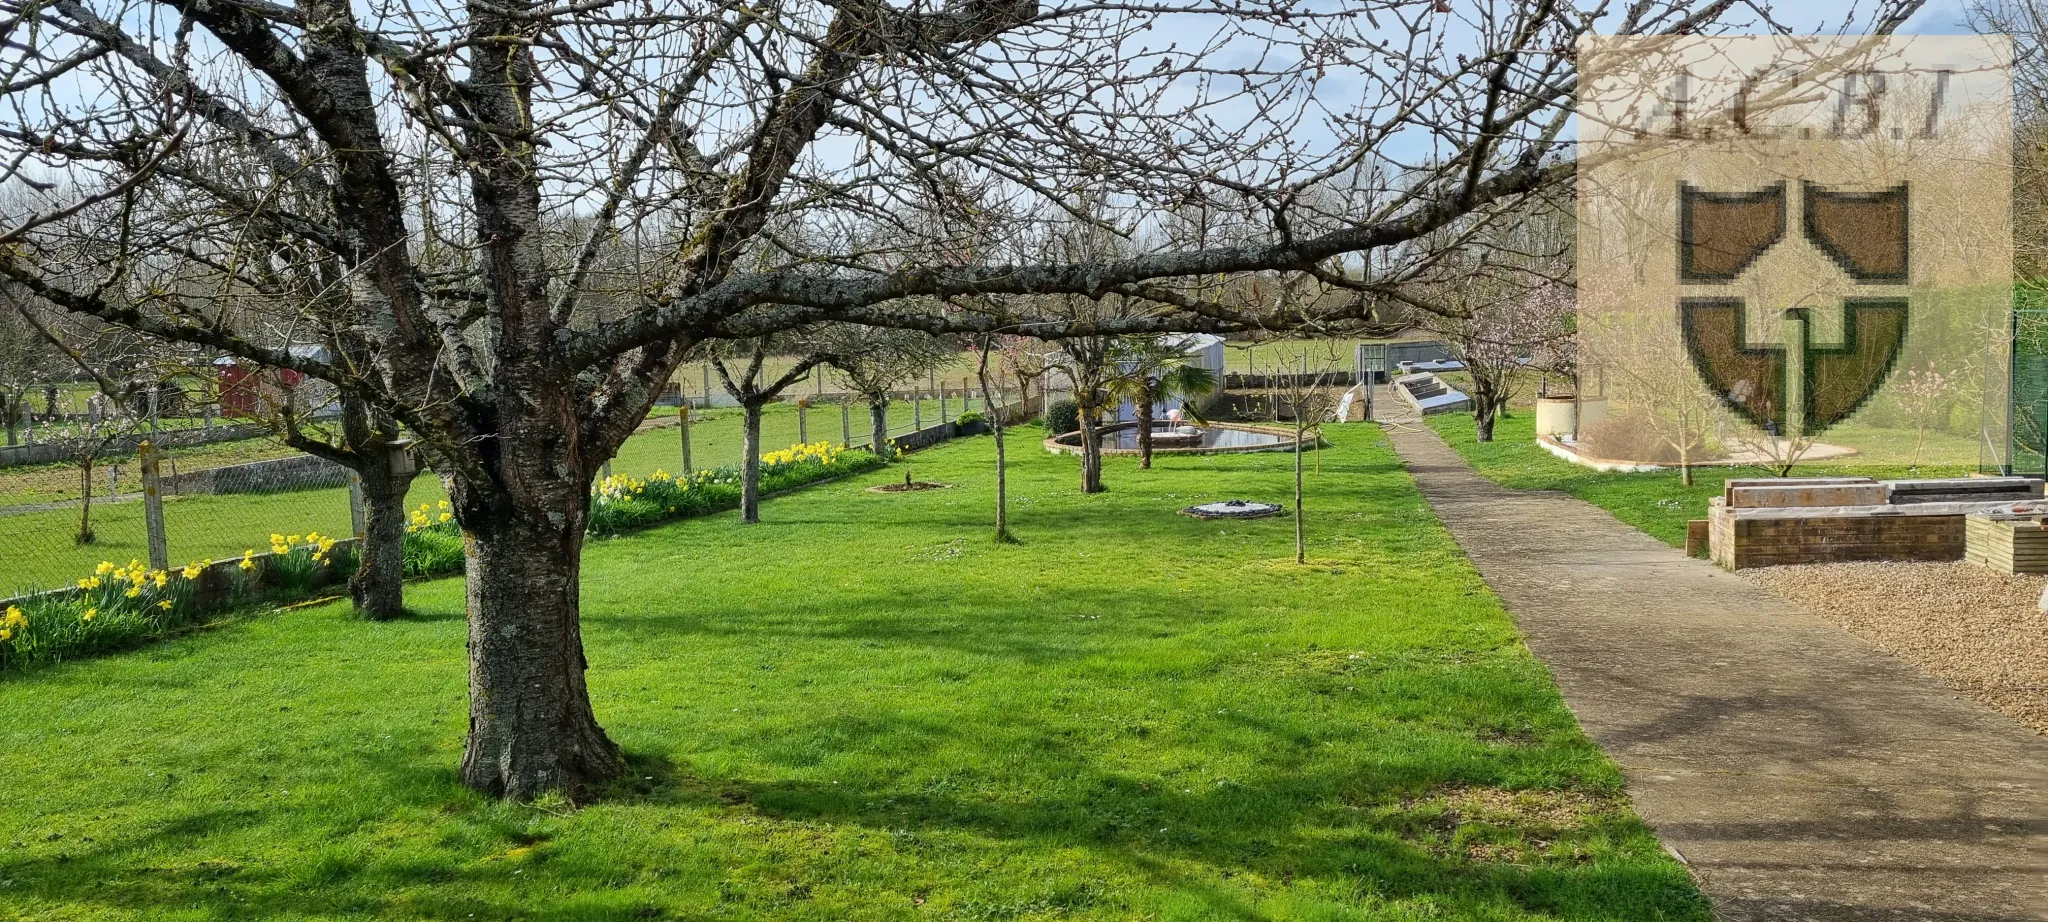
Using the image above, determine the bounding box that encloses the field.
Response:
[0,399,980,593]
[1425,413,1977,547]
[0,424,1707,921]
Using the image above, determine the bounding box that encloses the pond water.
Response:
[1098,426,1289,451]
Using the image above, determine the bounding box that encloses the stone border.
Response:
[1041,421,1312,457]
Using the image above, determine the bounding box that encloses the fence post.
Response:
[677,405,693,474]
[797,398,809,443]
[348,470,367,539]
[602,459,613,480]
[140,439,169,571]
[841,401,851,447]
[914,396,923,431]
[702,366,712,406]
[940,390,949,422]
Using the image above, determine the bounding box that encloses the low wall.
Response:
[1709,505,1967,570]
[163,453,353,495]
[0,423,268,467]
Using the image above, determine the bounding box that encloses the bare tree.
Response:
[0,293,68,444]
[709,334,835,523]
[825,327,953,455]
[0,0,1860,799]
[1253,347,1343,565]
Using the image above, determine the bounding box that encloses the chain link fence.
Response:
[4,380,1034,596]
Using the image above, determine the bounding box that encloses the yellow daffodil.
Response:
[438,500,450,509]
[151,570,168,588]
[124,586,141,599]
[157,600,172,610]
[82,608,96,621]
[182,562,205,579]
[437,512,452,523]
[0,628,12,642]
[95,561,115,576]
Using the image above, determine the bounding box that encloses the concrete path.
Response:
[1383,422,2048,922]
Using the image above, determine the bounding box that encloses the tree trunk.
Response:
[1077,404,1105,494]
[76,458,95,544]
[869,399,889,456]
[1136,385,1155,470]
[976,344,1015,543]
[1474,393,1499,443]
[741,401,764,523]
[1294,424,1306,564]
[458,505,622,801]
[351,459,410,619]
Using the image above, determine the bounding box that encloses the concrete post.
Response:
[140,440,168,571]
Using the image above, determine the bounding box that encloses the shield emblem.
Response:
[1676,181,1911,436]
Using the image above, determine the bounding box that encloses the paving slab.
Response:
[1383,422,2048,921]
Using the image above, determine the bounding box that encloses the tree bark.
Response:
[1474,394,1499,443]
[76,458,95,544]
[741,400,764,523]
[870,399,889,455]
[1135,384,1155,470]
[351,459,410,619]
[1077,403,1105,494]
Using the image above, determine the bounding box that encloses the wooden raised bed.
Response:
[1965,513,2048,574]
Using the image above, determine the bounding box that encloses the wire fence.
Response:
[2,386,1033,597]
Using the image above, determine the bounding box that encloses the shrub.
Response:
[1045,399,1079,436]
[955,411,985,428]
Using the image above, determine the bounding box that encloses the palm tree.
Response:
[1106,337,1220,469]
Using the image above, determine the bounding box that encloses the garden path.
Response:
[1384,421,2048,921]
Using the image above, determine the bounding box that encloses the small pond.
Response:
[1045,421,1308,456]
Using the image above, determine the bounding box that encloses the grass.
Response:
[0,401,984,593]
[1426,413,1976,547]
[0,424,1707,921]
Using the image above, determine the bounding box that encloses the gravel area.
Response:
[1743,561,2048,735]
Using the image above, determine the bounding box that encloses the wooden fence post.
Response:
[140,439,169,571]
[797,398,809,444]
[939,390,949,422]
[679,405,693,473]
[841,402,852,447]
[348,470,367,539]
[914,397,923,431]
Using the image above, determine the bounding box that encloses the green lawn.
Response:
[0,424,1706,921]
[0,400,986,593]
[1426,413,1976,547]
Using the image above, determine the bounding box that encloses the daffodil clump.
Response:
[261,530,355,595]
[587,442,881,536]
[403,500,465,577]
[0,557,208,668]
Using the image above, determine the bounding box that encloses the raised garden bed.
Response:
[1966,513,2048,575]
